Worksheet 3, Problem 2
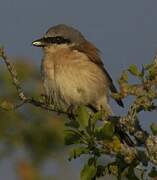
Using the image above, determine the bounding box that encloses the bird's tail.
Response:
[109,116,134,146]
[115,127,134,146]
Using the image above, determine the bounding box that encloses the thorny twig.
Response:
[0,48,27,101]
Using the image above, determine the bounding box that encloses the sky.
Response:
[0,0,157,179]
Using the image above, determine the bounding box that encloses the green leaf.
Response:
[64,130,80,145]
[77,106,90,128]
[65,120,80,128]
[150,123,157,135]
[143,63,152,70]
[91,111,101,125]
[127,166,139,180]
[148,167,157,177]
[128,64,140,76]
[120,70,128,82]
[95,122,115,140]
[112,136,121,152]
[0,100,14,110]
[81,163,97,180]
[149,65,157,79]
[68,147,89,161]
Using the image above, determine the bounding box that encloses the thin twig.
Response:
[0,48,27,101]
[0,48,68,114]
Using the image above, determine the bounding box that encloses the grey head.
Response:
[32,24,86,47]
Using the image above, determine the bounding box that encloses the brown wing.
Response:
[72,41,124,107]
[101,67,124,107]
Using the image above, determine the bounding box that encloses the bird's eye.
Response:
[56,37,60,41]
[54,36,71,44]
[56,37,62,43]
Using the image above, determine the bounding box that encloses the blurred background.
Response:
[0,0,157,179]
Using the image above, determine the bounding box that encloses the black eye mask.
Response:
[43,36,71,44]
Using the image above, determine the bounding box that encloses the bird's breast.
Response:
[41,47,109,106]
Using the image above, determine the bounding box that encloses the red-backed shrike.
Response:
[32,24,123,115]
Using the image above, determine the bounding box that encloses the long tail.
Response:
[115,127,134,146]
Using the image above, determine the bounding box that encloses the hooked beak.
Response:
[32,38,46,47]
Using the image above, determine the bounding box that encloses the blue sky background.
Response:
[0,0,157,179]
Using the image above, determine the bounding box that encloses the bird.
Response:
[32,24,124,115]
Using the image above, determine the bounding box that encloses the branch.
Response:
[0,48,67,114]
[0,48,27,101]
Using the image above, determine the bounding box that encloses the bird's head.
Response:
[32,24,101,66]
[32,24,87,52]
